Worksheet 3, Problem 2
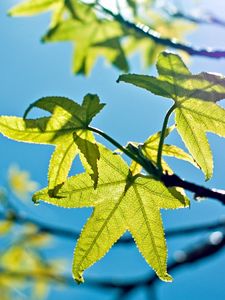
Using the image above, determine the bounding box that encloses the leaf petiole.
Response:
[87,126,138,162]
[87,126,160,178]
[157,104,176,173]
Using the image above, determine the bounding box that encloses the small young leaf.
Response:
[118,51,225,179]
[34,146,189,283]
[129,126,198,175]
[142,126,198,168]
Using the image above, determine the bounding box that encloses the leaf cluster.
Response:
[8,0,193,75]
[2,51,225,283]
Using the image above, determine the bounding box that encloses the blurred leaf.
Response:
[0,188,8,206]
[0,220,13,235]
[8,0,62,16]
[126,0,138,16]
[44,18,128,74]
[33,280,49,300]
[124,12,194,68]
[8,165,39,201]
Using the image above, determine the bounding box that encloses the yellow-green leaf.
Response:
[129,126,198,175]
[74,131,100,188]
[0,94,105,192]
[43,18,128,74]
[34,146,189,283]
[118,51,225,179]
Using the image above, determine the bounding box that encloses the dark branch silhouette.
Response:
[1,207,225,245]
[95,3,225,59]
[161,172,225,204]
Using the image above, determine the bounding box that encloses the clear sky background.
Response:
[1,0,225,299]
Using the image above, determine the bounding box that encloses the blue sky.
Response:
[1,0,225,299]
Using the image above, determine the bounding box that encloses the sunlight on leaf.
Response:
[34,145,189,283]
[118,51,225,180]
[129,126,198,175]
[0,94,105,193]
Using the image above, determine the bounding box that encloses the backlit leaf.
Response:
[129,126,197,175]
[0,94,105,192]
[73,131,100,188]
[43,18,128,75]
[34,146,189,283]
[118,51,225,179]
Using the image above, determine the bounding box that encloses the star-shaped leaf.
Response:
[33,146,189,283]
[43,18,128,75]
[118,51,225,179]
[0,94,105,192]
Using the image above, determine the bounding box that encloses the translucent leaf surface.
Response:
[34,146,189,283]
[118,51,225,179]
[0,94,105,191]
[130,126,197,175]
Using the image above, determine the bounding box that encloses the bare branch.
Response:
[161,172,225,204]
[1,231,224,292]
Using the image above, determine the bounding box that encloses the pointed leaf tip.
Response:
[162,273,173,282]
[116,76,121,83]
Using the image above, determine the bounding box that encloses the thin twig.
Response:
[88,125,225,204]
[164,6,225,28]
[1,209,225,244]
[95,3,225,59]
[1,231,224,291]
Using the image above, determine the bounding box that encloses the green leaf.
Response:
[0,94,105,192]
[43,18,128,74]
[34,146,189,283]
[118,51,225,179]
[8,0,61,16]
[73,131,100,188]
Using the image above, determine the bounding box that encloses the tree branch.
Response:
[1,231,224,292]
[95,3,225,59]
[106,135,225,205]
[161,172,225,204]
[164,6,225,28]
[1,209,225,246]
